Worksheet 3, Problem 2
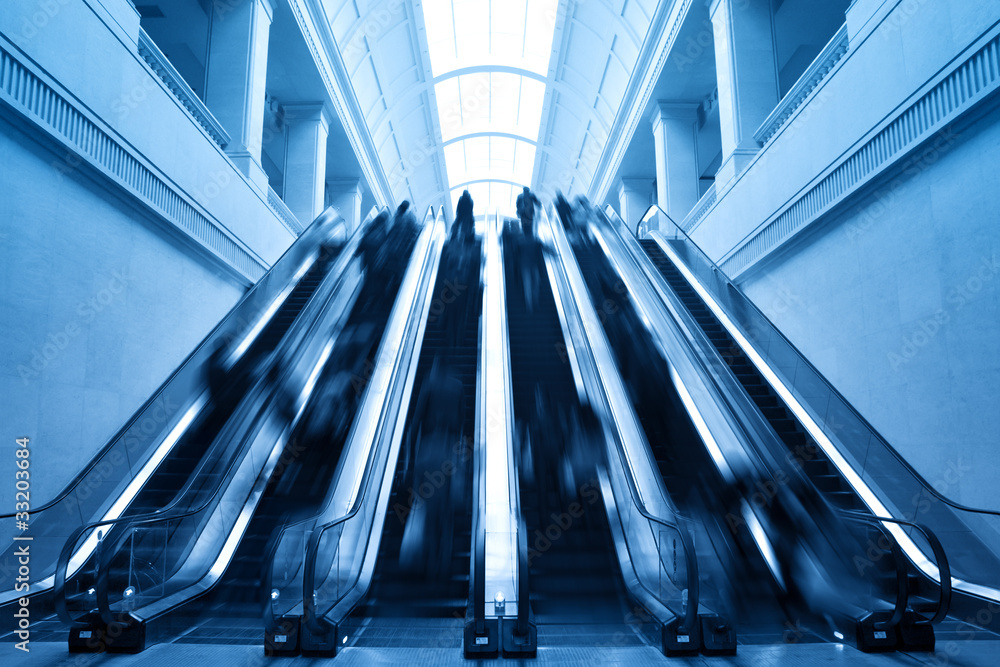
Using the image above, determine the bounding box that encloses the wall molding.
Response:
[286,0,394,208]
[137,28,230,148]
[0,35,268,283]
[588,0,694,205]
[717,21,1000,279]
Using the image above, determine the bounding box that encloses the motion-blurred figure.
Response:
[452,190,475,243]
[399,357,467,579]
[516,186,540,238]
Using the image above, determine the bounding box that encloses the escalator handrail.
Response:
[541,209,700,633]
[470,210,496,636]
[301,207,443,636]
[622,203,1000,521]
[841,510,952,624]
[0,206,372,522]
[54,209,375,627]
[839,512,910,630]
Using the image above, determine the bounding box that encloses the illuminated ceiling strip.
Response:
[442,131,538,148]
[431,65,548,84]
[450,178,532,190]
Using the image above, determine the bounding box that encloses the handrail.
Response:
[540,208,699,633]
[301,207,443,636]
[838,512,910,630]
[469,209,497,637]
[53,209,373,627]
[841,511,952,625]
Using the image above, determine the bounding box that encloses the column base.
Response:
[227,151,269,194]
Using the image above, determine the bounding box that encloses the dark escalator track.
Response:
[502,227,635,645]
[350,234,483,646]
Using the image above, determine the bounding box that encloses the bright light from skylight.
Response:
[422,0,560,216]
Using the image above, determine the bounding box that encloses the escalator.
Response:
[569,233,803,644]
[598,205,1000,649]
[501,226,635,643]
[153,220,423,645]
[637,236,940,635]
[0,210,371,652]
[33,210,409,653]
[349,233,483,643]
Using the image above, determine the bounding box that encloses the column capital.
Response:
[650,101,700,133]
[326,177,363,193]
[282,102,332,133]
[707,0,725,20]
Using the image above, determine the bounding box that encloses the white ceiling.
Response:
[316,0,662,217]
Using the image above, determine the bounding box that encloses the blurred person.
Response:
[555,191,573,231]
[399,357,467,578]
[452,189,475,243]
[516,186,540,238]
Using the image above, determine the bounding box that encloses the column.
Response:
[617,178,655,234]
[709,0,779,187]
[205,0,274,192]
[326,178,364,234]
[282,103,331,226]
[651,102,701,223]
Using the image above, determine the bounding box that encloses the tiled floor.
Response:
[6,640,1000,666]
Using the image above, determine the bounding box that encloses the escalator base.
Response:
[264,615,300,657]
[464,619,500,658]
[501,618,537,657]
[700,614,737,656]
[300,620,339,657]
[68,612,145,654]
[662,617,701,657]
[855,612,898,653]
[897,612,935,652]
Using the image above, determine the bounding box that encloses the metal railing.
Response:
[539,208,700,634]
[299,208,446,639]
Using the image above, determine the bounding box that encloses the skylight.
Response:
[421,0,560,216]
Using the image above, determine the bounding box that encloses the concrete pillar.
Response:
[205,0,274,192]
[709,0,779,187]
[618,178,654,234]
[282,103,331,226]
[326,178,364,234]
[651,102,701,222]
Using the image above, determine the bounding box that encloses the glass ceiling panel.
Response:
[424,0,559,77]
[422,0,559,214]
[443,136,536,188]
[435,73,546,143]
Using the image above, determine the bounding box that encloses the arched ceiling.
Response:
[317,0,661,216]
